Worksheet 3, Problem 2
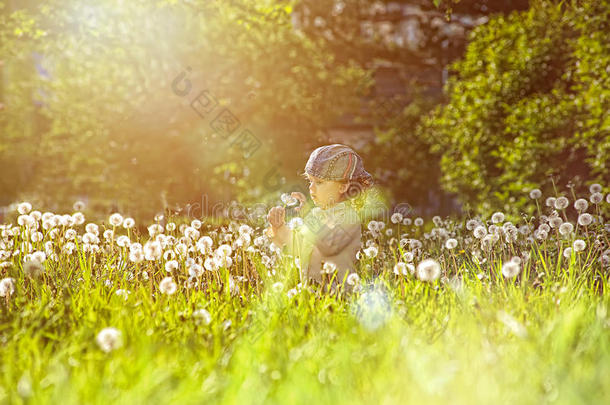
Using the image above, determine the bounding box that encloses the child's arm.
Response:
[265,223,293,250]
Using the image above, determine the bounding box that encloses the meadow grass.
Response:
[0,192,609,404]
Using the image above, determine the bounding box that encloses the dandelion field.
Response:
[0,186,609,405]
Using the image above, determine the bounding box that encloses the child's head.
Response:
[301,144,373,209]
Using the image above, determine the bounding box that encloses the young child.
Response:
[266,144,374,289]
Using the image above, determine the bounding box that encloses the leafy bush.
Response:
[420,0,609,216]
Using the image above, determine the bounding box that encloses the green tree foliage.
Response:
[0,0,367,219]
[419,0,609,215]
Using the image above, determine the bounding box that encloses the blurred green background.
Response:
[0,0,607,221]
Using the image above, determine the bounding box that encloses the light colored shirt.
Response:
[267,200,362,285]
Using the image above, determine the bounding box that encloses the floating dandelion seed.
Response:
[529,189,542,199]
[501,261,521,278]
[416,259,441,282]
[96,327,123,353]
[159,277,177,295]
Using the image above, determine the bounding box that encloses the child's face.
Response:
[306,174,348,209]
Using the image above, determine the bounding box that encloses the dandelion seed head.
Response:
[391,212,403,224]
[96,327,123,353]
[0,277,16,297]
[416,258,441,282]
[573,239,586,252]
[574,198,588,212]
[578,213,593,226]
[559,222,573,236]
[529,189,542,199]
[109,213,123,227]
[590,192,603,204]
[17,202,32,215]
[501,261,521,278]
[445,238,458,250]
[159,277,177,295]
[554,197,569,210]
[491,212,505,224]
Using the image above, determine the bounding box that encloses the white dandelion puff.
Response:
[159,277,177,295]
[416,259,441,282]
[322,261,337,274]
[0,277,16,297]
[491,212,505,224]
[577,213,593,226]
[143,241,163,261]
[501,261,521,278]
[573,239,586,252]
[346,273,360,286]
[545,197,556,207]
[17,202,32,215]
[122,218,135,229]
[393,262,409,276]
[96,327,123,353]
[574,198,588,212]
[391,212,403,224]
[563,247,573,259]
[559,222,574,236]
[109,213,123,227]
[589,183,602,194]
[444,238,458,250]
[554,196,569,210]
[164,260,179,273]
[414,217,424,227]
[590,192,603,204]
[473,225,487,239]
[188,263,204,278]
[192,308,212,325]
[529,189,542,199]
[363,246,378,258]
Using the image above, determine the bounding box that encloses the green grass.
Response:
[1,201,609,404]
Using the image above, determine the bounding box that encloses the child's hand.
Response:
[267,206,286,229]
